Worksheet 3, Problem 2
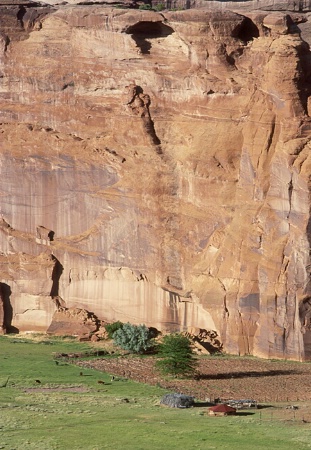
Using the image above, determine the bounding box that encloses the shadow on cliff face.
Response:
[0,282,18,333]
[196,369,300,381]
[50,256,63,298]
[125,21,174,54]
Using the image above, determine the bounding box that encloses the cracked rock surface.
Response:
[1,2,311,359]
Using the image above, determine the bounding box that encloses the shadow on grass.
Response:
[257,404,275,409]
[196,370,299,380]
[193,402,214,408]
[54,350,109,359]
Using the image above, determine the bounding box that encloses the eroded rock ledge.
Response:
[1,4,311,360]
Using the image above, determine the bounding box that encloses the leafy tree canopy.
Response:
[105,321,124,339]
[156,333,197,377]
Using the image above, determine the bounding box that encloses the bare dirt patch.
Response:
[77,356,311,403]
[23,386,89,393]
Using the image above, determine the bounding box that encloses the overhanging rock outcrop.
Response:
[1,4,311,360]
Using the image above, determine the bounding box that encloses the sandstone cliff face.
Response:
[1,2,311,360]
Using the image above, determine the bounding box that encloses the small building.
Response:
[208,404,237,416]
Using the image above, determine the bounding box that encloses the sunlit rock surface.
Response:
[1,1,311,360]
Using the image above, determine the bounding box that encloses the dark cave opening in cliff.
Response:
[126,21,174,54]
[232,17,259,44]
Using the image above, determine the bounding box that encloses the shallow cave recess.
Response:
[224,17,259,65]
[125,21,174,54]
[231,16,259,44]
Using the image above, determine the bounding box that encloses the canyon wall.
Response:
[1,1,311,359]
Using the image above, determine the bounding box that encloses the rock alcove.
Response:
[125,21,174,54]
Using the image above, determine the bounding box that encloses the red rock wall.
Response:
[1,3,311,360]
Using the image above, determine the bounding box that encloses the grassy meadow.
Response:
[0,335,311,450]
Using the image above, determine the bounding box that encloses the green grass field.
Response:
[1,335,311,450]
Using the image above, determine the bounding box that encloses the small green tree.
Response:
[105,321,124,339]
[156,333,197,377]
[112,322,153,354]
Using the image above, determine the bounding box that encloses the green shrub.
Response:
[105,321,124,339]
[112,323,153,353]
[156,333,197,377]
[154,3,165,11]
[138,3,152,9]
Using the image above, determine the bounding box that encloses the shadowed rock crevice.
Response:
[296,40,311,115]
[17,6,26,28]
[0,33,9,55]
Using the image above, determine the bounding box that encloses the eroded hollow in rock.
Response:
[126,21,174,54]
[232,17,259,43]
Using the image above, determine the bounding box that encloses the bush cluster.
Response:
[105,321,124,339]
[112,322,153,354]
[108,321,197,378]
